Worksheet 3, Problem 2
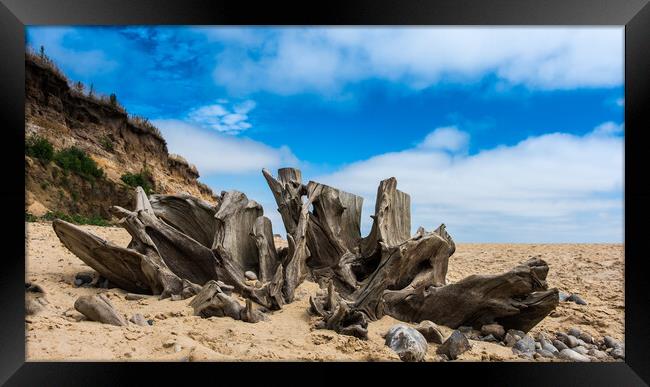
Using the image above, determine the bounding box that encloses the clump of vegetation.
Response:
[26,45,69,82]
[128,114,165,144]
[41,211,111,226]
[54,147,104,181]
[25,212,38,222]
[99,135,115,152]
[25,135,54,162]
[121,168,155,195]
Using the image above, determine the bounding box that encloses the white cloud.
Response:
[315,124,623,242]
[206,27,623,95]
[27,27,118,77]
[418,126,469,152]
[187,99,256,134]
[152,119,298,174]
[592,121,624,137]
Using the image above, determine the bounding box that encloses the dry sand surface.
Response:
[25,221,624,361]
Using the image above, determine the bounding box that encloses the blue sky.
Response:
[26,27,624,242]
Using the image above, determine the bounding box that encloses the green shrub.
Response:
[42,211,110,226]
[121,170,154,195]
[99,135,114,152]
[54,147,104,181]
[25,212,38,222]
[25,136,54,162]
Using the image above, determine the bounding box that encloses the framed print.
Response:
[1,0,649,385]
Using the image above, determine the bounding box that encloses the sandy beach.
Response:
[25,221,624,361]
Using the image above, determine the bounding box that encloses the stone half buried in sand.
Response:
[74,294,127,326]
[384,324,428,362]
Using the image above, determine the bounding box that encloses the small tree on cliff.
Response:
[109,93,117,106]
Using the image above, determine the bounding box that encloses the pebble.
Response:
[568,327,581,338]
[512,335,536,354]
[244,271,258,281]
[437,330,471,360]
[163,339,175,348]
[74,273,94,286]
[173,343,182,353]
[558,291,571,302]
[480,323,505,340]
[129,313,148,327]
[603,336,623,349]
[559,348,591,362]
[125,293,147,301]
[573,346,589,355]
[535,342,541,350]
[588,348,608,359]
[566,335,580,348]
[536,349,556,358]
[414,320,444,344]
[147,319,154,326]
[540,340,559,354]
[458,326,481,340]
[504,329,525,347]
[566,294,587,305]
[384,324,428,362]
[481,334,498,343]
[610,347,625,359]
[579,332,594,344]
[553,340,569,351]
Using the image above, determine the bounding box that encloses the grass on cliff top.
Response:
[26,210,111,227]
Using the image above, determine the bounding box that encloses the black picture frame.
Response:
[1,0,648,385]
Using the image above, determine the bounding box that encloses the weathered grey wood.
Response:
[212,191,263,273]
[281,193,311,303]
[52,219,152,294]
[52,168,559,337]
[359,177,411,261]
[74,294,127,326]
[149,193,218,248]
[264,171,362,296]
[189,280,265,323]
[309,282,369,339]
[111,202,216,293]
[250,216,279,282]
[352,231,454,320]
[262,168,306,237]
[382,258,559,332]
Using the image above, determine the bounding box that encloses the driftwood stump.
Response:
[262,168,558,336]
[53,167,558,335]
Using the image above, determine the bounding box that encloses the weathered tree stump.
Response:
[52,167,558,334]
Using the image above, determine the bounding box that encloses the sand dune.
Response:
[25,222,623,361]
